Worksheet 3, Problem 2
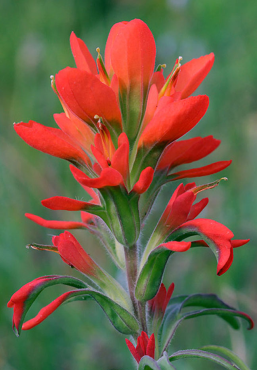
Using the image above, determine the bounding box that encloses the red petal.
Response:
[111,133,130,181]
[158,136,220,170]
[231,239,250,248]
[179,218,234,275]
[175,53,215,99]
[70,32,97,74]
[111,19,156,90]
[151,71,165,92]
[158,137,202,170]
[52,231,98,276]
[125,339,141,363]
[161,191,196,231]
[22,290,75,330]
[132,167,154,194]
[91,145,109,169]
[104,22,127,76]
[163,283,175,313]
[14,121,90,165]
[139,95,209,146]
[153,283,166,312]
[80,211,96,224]
[70,166,123,189]
[171,160,232,180]
[54,112,94,154]
[41,196,92,211]
[25,213,85,229]
[55,68,122,131]
[187,198,209,221]
[146,333,155,359]
[159,241,191,252]
[8,276,60,332]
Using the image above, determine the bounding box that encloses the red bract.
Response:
[14,120,91,167]
[139,95,209,147]
[52,231,98,276]
[149,283,174,317]
[7,276,56,333]
[125,331,155,363]
[143,180,249,276]
[173,53,215,99]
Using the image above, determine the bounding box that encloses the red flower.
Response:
[125,331,155,363]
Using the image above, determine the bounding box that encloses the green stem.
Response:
[138,301,148,334]
[124,245,139,319]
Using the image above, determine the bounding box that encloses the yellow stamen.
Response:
[96,47,111,86]
[158,56,183,99]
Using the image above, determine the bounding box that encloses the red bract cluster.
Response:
[9,19,252,367]
[126,331,155,363]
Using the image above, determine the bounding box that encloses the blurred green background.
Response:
[1,0,257,369]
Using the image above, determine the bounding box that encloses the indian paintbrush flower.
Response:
[9,18,253,369]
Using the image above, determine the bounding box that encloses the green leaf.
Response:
[176,294,240,329]
[138,356,161,370]
[159,294,253,353]
[201,345,251,370]
[65,289,140,334]
[169,349,240,370]
[135,246,174,301]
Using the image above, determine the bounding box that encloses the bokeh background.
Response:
[1,0,257,369]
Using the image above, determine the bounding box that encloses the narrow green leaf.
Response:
[169,349,240,370]
[160,306,252,354]
[201,345,251,370]
[177,294,240,329]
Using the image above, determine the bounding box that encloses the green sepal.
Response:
[100,186,140,246]
[159,293,253,353]
[201,345,251,370]
[168,349,241,370]
[135,247,174,302]
[138,356,161,370]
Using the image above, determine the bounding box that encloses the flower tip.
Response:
[96,47,100,54]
